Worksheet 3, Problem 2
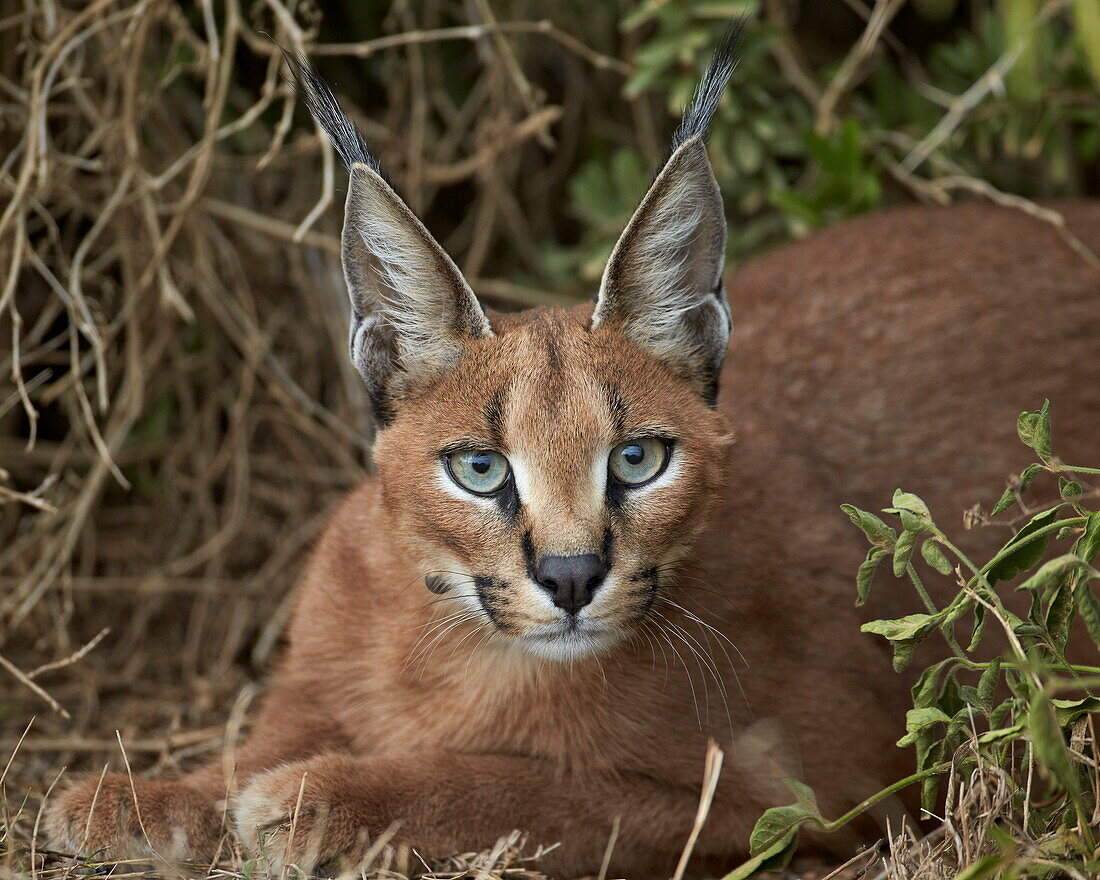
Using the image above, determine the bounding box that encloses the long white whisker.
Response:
[406,601,479,659]
[462,628,499,682]
[660,596,749,670]
[649,612,703,729]
[663,600,750,718]
[407,609,483,676]
[661,613,734,739]
[640,617,671,683]
[445,613,494,665]
[658,612,717,728]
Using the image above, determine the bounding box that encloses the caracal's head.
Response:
[289,28,738,660]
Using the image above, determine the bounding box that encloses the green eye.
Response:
[445,449,511,495]
[608,437,671,486]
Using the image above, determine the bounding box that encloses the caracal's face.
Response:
[375,308,730,661]
[289,52,734,661]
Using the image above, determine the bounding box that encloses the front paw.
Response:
[46,774,223,862]
[234,757,390,875]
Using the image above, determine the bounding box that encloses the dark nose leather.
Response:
[534,553,607,614]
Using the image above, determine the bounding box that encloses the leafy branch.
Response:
[721,402,1100,879]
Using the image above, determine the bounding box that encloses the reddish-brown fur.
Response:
[47,202,1100,877]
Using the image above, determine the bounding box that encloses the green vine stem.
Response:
[906,564,969,661]
[820,762,952,832]
[978,517,1087,579]
[1057,464,1100,475]
[954,658,1100,677]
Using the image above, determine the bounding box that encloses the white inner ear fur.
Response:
[591,138,731,381]
[342,163,491,384]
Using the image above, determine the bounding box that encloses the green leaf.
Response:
[967,603,986,652]
[840,504,897,546]
[887,490,935,534]
[1016,400,1053,461]
[862,614,941,642]
[1027,690,1079,795]
[747,805,820,855]
[1074,579,1100,650]
[884,641,912,674]
[988,698,1017,731]
[1015,553,1086,595]
[1074,0,1100,88]
[722,788,825,880]
[862,613,941,672]
[768,187,824,229]
[921,539,954,576]
[977,720,1025,745]
[1074,511,1100,564]
[781,778,820,813]
[977,658,1001,709]
[911,659,952,709]
[990,486,1016,517]
[950,852,1008,880]
[897,707,951,747]
[938,675,965,718]
[856,547,885,605]
[941,591,973,628]
[1045,579,1074,651]
[985,508,1059,586]
[1059,477,1082,499]
[917,737,946,812]
[990,463,1044,516]
[719,832,797,880]
[1051,696,1100,726]
[893,530,918,577]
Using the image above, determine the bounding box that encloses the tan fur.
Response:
[47,201,1100,877]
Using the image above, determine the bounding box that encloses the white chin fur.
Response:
[517,623,621,661]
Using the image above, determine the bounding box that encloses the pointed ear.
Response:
[282,48,490,426]
[342,164,492,424]
[591,137,731,401]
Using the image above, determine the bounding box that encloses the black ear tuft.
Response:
[281,48,380,174]
[668,18,743,154]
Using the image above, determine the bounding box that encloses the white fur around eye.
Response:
[435,467,497,508]
[507,456,533,503]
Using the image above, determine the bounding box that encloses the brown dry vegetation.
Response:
[0,2,644,875]
[2,1,1098,879]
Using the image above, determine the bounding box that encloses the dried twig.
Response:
[815,0,906,133]
[899,0,1066,174]
[672,740,724,880]
[0,654,69,719]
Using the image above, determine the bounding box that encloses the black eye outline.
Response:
[607,436,675,488]
[441,448,512,497]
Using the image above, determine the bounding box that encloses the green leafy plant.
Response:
[548,1,1100,296]
[768,118,882,231]
[722,403,1100,879]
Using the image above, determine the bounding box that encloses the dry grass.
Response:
[873,717,1100,880]
[0,0,605,771]
[2,2,1097,879]
[0,0,599,872]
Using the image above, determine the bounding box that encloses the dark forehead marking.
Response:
[603,382,628,436]
[542,323,562,374]
[484,386,507,448]
[522,317,565,417]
